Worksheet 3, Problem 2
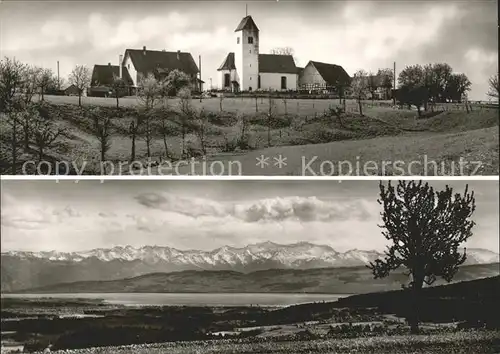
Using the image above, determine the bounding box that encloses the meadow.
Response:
[1,95,498,176]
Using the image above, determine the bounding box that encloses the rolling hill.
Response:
[11,262,499,295]
[2,242,498,292]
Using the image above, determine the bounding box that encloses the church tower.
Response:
[234,15,259,92]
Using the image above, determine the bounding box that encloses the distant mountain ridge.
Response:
[3,242,498,267]
[11,263,500,295]
[2,242,498,292]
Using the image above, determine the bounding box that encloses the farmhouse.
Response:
[217,15,299,92]
[298,61,351,94]
[89,63,134,97]
[121,47,203,94]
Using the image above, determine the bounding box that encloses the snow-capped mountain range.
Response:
[3,242,498,269]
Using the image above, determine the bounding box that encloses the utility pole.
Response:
[57,61,60,90]
[393,61,396,105]
[199,55,202,102]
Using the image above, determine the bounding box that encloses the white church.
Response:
[217,15,299,92]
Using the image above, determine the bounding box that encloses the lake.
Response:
[1,293,350,307]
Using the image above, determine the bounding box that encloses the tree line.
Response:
[0,56,252,174]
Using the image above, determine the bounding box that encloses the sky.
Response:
[1,179,498,253]
[0,0,497,100]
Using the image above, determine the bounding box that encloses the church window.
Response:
[249,50,251,53]
[281,76,287,90]
[258,75,261,89]
[237,37,240,44]
[248,37,253,44]
[224,74,230,88]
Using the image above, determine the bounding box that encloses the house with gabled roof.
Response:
[217,15,299,92]
[89,63,134,97]
[299,61,351,93]
[122,47,203,93]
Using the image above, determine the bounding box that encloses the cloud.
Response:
[135,193,374,223]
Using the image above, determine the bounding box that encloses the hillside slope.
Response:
[12,263,499,294]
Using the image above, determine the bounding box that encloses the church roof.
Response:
[235,16,259,32]
[217,52,236,71]
[259,54,297,74]
[308,61,351,86]
[124,49,199,76]
[217,53,298,74]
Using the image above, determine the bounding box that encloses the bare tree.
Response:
[68,65,91,107]
[111,74,128,109]
[128,115,141,163]
[137,74,162,158]
[31,114,65,162]
[267,95,275,147]
[22,66,42,105]
[176,87,196,159]
[367,72,379,102]
[219,94,224,112]
[3,112,22,174]
[270,47,299,66]
[238,114,251,149]
[351,69,369,116]
[368,181,476,334]
[193,108,209,156]
[0,57,26,113]
[91,108,112,163]
[282,97,288,117]
[487,73,499,99]
[37,68,55,101]
[18,105,36,151]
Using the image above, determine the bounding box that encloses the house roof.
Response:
[308,61,351,86]
[91,65,134,87]
[124,49,199,76]
[235,16,259,32]
[218,52,236,71]
[217,52,298,74]
[259,54,297,74]
[64,84,78,91]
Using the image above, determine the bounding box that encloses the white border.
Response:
[1,176,499,181]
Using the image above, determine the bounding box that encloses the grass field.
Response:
[29,331,500,354]
[1,95,498,176]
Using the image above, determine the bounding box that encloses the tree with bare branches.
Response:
[111,74,128,109]
[91,108,112,163]
[270,47,299,66]
[487,73,499,99]
[31,114,65,162]
[367,72,379,102]
[23,66,42,105]
[267,95,275,147]
[68,65,91,107]
[0,57,26,113]
[37,68,55,101]
[368,180,476,334]
[351,69,369,116]
[137,74,162,158]
[128,115,141,163]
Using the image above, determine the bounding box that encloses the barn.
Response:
[299,61,351,94]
